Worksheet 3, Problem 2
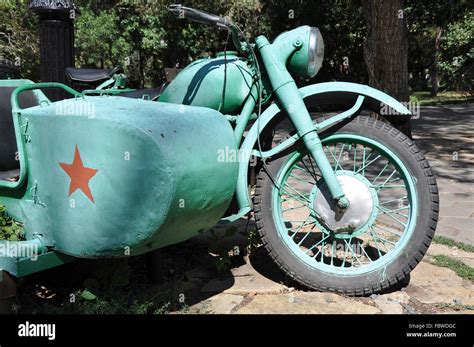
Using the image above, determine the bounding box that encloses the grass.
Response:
[11,239,225,314]
[431,255,474,282]
[7,227,254,314]
[15,291,174,314]
[432,235,474,253]
[13,257,184,314]
[435,303,474,311]
[410,91,474,106]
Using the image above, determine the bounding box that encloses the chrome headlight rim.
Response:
[308,27,324,78]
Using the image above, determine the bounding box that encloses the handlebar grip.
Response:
[169,4,229,28]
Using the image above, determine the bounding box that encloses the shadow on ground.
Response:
[412,104,474,184]
[13,104,472,313]
[14,239,236,314]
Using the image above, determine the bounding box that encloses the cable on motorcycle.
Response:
[234,25,281,196]
[218,30,231,113]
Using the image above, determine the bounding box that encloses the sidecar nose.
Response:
[13,96,239,258]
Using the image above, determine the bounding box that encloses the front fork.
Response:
[256,36,349,209]
[277,83,349,209]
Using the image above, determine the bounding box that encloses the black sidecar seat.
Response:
[0,86,38,173]
[66,66,124,85]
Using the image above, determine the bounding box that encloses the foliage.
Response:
[263,0,367,84]
[207,227,238,272]
[0,205,25,241]
[73,0,269,88]
[405,0,473,92]
[433,235,474,253]
[246,227,262,254]
[410,90,474,105]
[438,14,473,91]
[20,289,174,314]
[74,9,121,69]
[0,0,472,94]
[0,0,39,80]
[431,255,474,282]
[14,255,190,314]
[76,259,131,299]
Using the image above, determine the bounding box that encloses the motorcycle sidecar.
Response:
[0,80,238,278]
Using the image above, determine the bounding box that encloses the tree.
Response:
[0,0,39,80]
[361,0,411,136]
[405,0,472,96]
[361,0,409,101]
[439,14,473,92]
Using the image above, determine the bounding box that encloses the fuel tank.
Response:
[1,96,239,258]
[159,52,255,114]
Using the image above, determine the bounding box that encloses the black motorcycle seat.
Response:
[66,66,124,83]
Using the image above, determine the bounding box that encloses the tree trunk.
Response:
[430,27,443,97]
[361,0,412,137]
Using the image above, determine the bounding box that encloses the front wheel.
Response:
[254,116,438,295]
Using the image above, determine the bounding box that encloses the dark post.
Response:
[29,0,79,101]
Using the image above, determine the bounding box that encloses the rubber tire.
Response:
[254,116,439,295]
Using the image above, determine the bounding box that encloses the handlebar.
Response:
[169,4,229,28]
[11,82,80,112]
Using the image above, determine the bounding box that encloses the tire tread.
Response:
[253,116,439,295]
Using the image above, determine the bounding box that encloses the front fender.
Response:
[233,82,411,214]
[300,82,411,119]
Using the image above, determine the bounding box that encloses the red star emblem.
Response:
[59,145,98,203]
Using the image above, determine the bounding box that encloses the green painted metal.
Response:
[0,251,75,278]
[301,82,411,116]
[1,86,239,258]
[11,82,80,112]
[0,83,79,191]
[0,79,49,104]
[233,87,257,145]
[158,54,255,114]
[95,73,129,91]
[256,35,349,208]
[267,26,324,79]
[0,21,420,280]
[251,96,365,158]
[315,95,365,130]
[80,88,136,96]
[232,81,414,218]
[271,134,418,275]
[0,236,45,258]
[16,251,76,277]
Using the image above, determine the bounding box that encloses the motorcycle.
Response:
[0,5,438,295]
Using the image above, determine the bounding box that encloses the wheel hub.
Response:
[312,171,377,237]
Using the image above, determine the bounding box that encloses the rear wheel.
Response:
[254,116,438,295]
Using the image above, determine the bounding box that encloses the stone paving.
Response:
[184,233,474,314]
[182,104,473,314]
[412,104,474,244]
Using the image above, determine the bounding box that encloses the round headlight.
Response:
[275,26,325,79]
[308,27,324,78]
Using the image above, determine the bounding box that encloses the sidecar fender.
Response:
[233,82,411,215]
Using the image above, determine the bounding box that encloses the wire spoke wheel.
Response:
[274,134,416,274]
[254,117,438,294]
